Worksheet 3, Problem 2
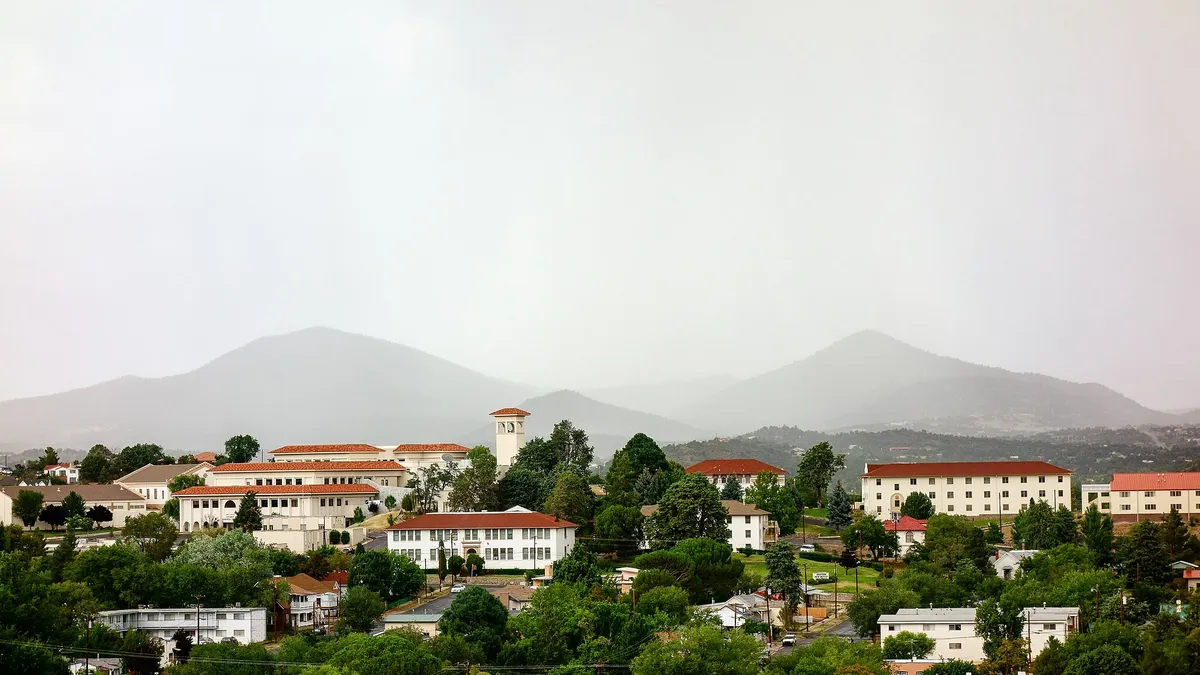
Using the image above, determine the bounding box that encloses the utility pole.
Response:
[856,529,862,596]
[1026,610,1032,664]
[83,618,91,674]
[800,502,806,543]
[1121,592,1126,625]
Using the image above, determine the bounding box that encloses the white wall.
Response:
[863,472,1069,518]
[388,525,576,567]
[881,620,985,662]
[98,607,268,645]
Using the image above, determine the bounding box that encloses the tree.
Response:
[632,568,680,597]
[301,549,333,579]
[1053,505,1078,546]
[465,552,484,576]
[446,554,465,580]
[121,629,164,675]
[323,631,441,675]
[720,478,743,501]
[796,441,846,505]
[603,449,641,507]
[826,482,853,531]
[882,631,935,659]
[921,661,976,675]
[439,586,510,659]
[12,490,44,529]
[437,544,447,584]
[384,495,397,511]
[39,504,67,531]
[1032,636,1066,675]
[1079,504,1113,567]
[900,492,934,519]
[161,498,180,522]
[40,447,61,468]
[643,473,730,548]
[543,471,593,526]
[975,598,1024,660]
[111,444,172,478]
[1116,521,1170,585]
[924,515,992,572]
[622,433,669,476]
[1011,500,1058,549]
[552,541,602,585]
[985,521,1004,545]
[400,492,417,512]
[448,446,500,512]
[86,504,112,527]
[635,585,690,623]
[348,549,424,602]
[170,629,193,664]
[671,538,744,603]
[167,473,206,493]
[1063,643,1137,675]
[62,491,86,519]
[337,586,385,633]
[847,583,920,637]
[636,462,687,506]
[408,463,459,514]
[48,528,78,582]
[630,623,760,675]
[1161,505,1189,560]
[593,504,645,558]
[232,491,262,531]
[121,513,179,561]
[842,514,899,560]
[223,435,260,464]
[746,471,801,536]
[765,542,803,626]
[80,444,114,483]
[352,506,365,523]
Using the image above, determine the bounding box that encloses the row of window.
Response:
[875,475,1065,487]
[726,516,755,524]
[1119,503,1192,511]
[877,504,1016,514]
[135,612,248,621]
[190,498,358,510]
[881,489,1064,502]
[395,528,558,542]
[1116,491,1200,498]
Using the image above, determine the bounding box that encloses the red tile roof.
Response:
[885,515,928,532]
[325,572,349,586]
[1183,569,1200,579]
[211,461,406,472]
[193,452,218,463]
[861,461,1071,478]
[490,408,531,417]
[173,484,379,496]
[1110,472,1200,491]
[44,464,74,470]
[686,459,787,476]
[386,511,576,530]
[270,444,383,455]
[392,444,471,454]
[284,573,339,595]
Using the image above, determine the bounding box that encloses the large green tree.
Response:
[602,449,641,507]
[846,582,920,637]
[719,478,743,501]
[80,444,114,483]
[593,504,645,558]
[975,598,1024,660]
[924,515,992,572]
[1116,521,1170,585]
[764,541,803,626]
[447,446,500,512]
[631,623,760,675]
[232,491,262,531]
[644,473,730,548]
[120,513,179,561]
[621,433,669,477]
[842,514,899,559]
[795,441,846,505]
[223,435,260,464]
[900,492,934,519]
[551,542,603,586]
[347,550,424,602]
[111,444,173,478]
[882,631,935,659]
[336,586,385,633]
[62,492,86,519]
[167,473,206,493]
[825,482,853,531]
[438,586,510,659]
[323,631,441,675]
[1161,505,1190,560]
[746,471,801,535]
[12,490,44,529]
[39,504,67,531]
[543,471,594,526]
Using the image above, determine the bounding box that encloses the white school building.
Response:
[386,507,577,567]
[878,606,1079,663]
[173,483,379,533]
[861,461,1072,518]
[1084,472,1200,522]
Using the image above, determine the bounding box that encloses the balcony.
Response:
[763,521,780,545]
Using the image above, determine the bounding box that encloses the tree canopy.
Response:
[223,435,261,464]
[795,441,846,505]
[644,473,730,548]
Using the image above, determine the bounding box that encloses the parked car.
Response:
[220,637,239,644]
[450,584,467,593]
[811,572,830,581]
[781,633,796,646]
[799,544,816,553]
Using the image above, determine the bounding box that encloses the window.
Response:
[888,625,897,632]
[1121,504,1131,511]
[949,643,962,650]
[876,493,882,500]
[1039,490,1046,497]
[216,613,227,620]
[291,499,298,507]
[1101,502,1110,509]
[1003,504,1009,511]
[984,491,991,498]
[949,624,962,631]
[256,479,263,486]
[965,491,972,498]
[1120,491,1130,498]
[928,492,936,499]
[1002,477,1009,484]
[234,629,245,637]
[1002,491,1009,498]
[893,499,900,508]
[1145,491,1154,498]
[320,499,326,507]
[984,504,991,511]
[1058,490,1064,497]
[1020,490,1028,498]
[922,624,934,631]
[260,499,268,507]
[894,484,900,491]
[745,516,751,524]
[745,530,751,538]
[1038,476,1046,483]
[876,479,881,486]
[336,498,342,506]
[1171,491,1182,497]
[983,477,991,484]
[202,500,210,508]
[946,477,954,485]
[910,479,917,486]
[966,504,973,512]
[928,478,936,485]
[1020,477,1027,484]
[285,478,293,485]
[1176,504,1185,510]
[271,499,279,508]
[1043,623,1057,630]
[947,505,954,512]
[1146,504,1158,511]
[1058,476,1064,483]
[192,501,199,508]
[965,477,972,484]
[947,492,954,499]
[906,532,915,542]
[296,479,302,485]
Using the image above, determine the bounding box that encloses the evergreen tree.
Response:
[62,491,86,519]
[643,473,730,548]
[80,444,114,483]
[233,491,263,531]
[826,482,853,531]
[1117,521,1170,585]
[795,441,846,505]
[1054,505,1078,545]
[900,492,934,519]
[603,450,641,507]
[1081,503,1114,566]
[985,522,1004,545]
[1161,505,1189,560]
[719,478,743,501]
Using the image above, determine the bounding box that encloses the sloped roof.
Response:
[0,484,144,502]
[1110,472,1200,491]
[173,484,378,496]
[386,511,576,530]
[270,444,383,455]
[118,463,210,484]
[490,408,531,417]
[686,459,787,476]
[862,461,1071,478]
[391,443,472,454]
[193,452,218,463]
[211,461,405,472]
[641,500,769,518]
[884,515,927,532]
[284,573,338,595]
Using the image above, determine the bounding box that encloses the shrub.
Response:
[328,530,341,545]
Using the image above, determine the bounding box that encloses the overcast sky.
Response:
[2,1,1198,410]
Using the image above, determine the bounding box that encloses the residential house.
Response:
[885,660,943,675]
[861,461,1072,519]
[381,613,441,637]
[640,500,778,551]
[993,549,1040,580]
[173,483,380,533]
[282,573,343,629]
[1185,569,1200,591]
[490,584,537,613]
[45,463,81,484]
[386,507,578,567]
[0,484,148,529]
[193,452,218,463]
[1022,606,1079,656]
[686,459,787,489]
[116,463,212,506]
[97,606,268,645]
[885,515,927,556]
[877,606,1078,663]
[69,657,123,674]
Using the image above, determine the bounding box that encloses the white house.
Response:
[861,461,1072,519]
[640,500,778,551]
[97,606,268,645]
[885,515,927,557]
[173,484,380,534]
[878,608,985,662]
[282,573,343,629]
[1022,606,1079,657]
[44,463,81,484]
[116,463,212,506]
[207,460,408,489]
[0,484,148,529]
[386,506,577,567]
[686,459,787,489]
[993,549,1040,580]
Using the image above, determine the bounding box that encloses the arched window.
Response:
[224,500,236,509]
[183,522,190,532]
[498,422,506,433]
[507,422,515,433]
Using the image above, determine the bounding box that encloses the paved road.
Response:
[394,592,458,616]
[364,532,388,551]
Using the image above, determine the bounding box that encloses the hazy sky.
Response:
[2,1,1198,409]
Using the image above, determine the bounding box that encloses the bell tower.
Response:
[490,407,530,468]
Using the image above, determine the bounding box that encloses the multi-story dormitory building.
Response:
[1084,472,1200,522]
[860,461,1073,519]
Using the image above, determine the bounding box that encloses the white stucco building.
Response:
[1022,606,1079,656]
[44,463,81,484]
[686,459,787,488]
[1085,472,1200,522]
[207,460,408,488]
[0,484,148,529]
[885,515,927,556]
[993,549,1040,580]
[268,443,471,471]
[861,461,1072,518]
[173,484,379,533]
[116,463,212,506]
[640,499,778,551]
[878,606,1079,663]
[386,506,577,567]
[97,606,268,645]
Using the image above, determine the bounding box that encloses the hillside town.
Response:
[4,407,1200,675]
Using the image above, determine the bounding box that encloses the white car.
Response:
[450,584,467,593]
[811,572,830,581]
[799,544,816,553]
[781,634,796,646]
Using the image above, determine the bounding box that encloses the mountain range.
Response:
[0,327,1189,457]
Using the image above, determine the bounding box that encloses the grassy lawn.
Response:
[802,508,829,518]
[734,552,881,594]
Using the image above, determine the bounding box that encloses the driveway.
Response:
[363,532,389,551]
[392,591,458,616]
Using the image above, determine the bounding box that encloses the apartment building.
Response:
[116,463,212,506]
[386,507,577,567]
[44,463,81,483]
[97,606,268,645]
[1087,472,1200,522]
[0,484,148,529]
[641,499,778,551]
[207,460,408,488]
[173,483,379,533]
[877,606,1078,663]
[860,461,1072,519]
[686,459,787,488]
